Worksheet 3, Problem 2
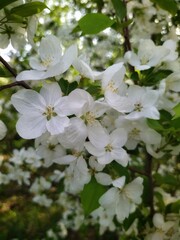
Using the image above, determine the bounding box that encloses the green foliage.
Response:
[150,0,178,15]
[10,1,48,17]
[111,0,126,20]
[166,200,180,214]
[58,78,78,95]
[154,173,179,187]
[172,103,180,120]
[78,13,115,35]
[80,177,106,216]
[0,0,18,10]
[0,66,12,78]
[139,68,172,86]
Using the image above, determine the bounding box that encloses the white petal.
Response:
[73,57,94,80]
[68,88,93,116]
[60,44,78,72]
[102,62,125,88]
[46,116,70,135]
[112,148,129,167]
[11,89,45,114]
[124,51,140,66]
[58,117,87,149]
[29,57,46,70]
[111,128,128,147]
[116,194,131,222]
[143,90,159,107]
[98,152,113,165]
[89,156,105,171]
[142,107,160,120]
[16,70,46,81]
[112,176,126,189]
[141,128,161,145]
[153,213,164,229]
[54,155,76,165]
[105,91,133,113]
[95,173,112,186]
[91,101,109,118]
[0,120,7,140]
[39,35,62,64]
[40,82,62,105]
[124,177,143,204]
[99,187,118,207]
[84,142,104,157]
[87,123,109,148]
[16,115,46,139]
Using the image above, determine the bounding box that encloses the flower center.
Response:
[129,128,141,139]
[42,57,54,67]
[107,81,118,93]
[105,144,113,152]
[134,103,143,112]
[43,106,57,121]
[84,111,96,125]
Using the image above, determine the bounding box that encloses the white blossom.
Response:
[16,35,77,81]
[11,82,70,139]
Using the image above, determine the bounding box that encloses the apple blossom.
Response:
[99,176,143,223]
[63,156,91,194]
[124,39,170,70]
[115,117,161,150]
[16,35,77,81]
[85,128,129,166]
[11,82,70,139]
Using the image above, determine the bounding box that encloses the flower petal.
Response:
[16,115,46,139]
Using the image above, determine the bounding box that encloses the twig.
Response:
[0,81,31,91]
[128,166,149,177]
[145,152,155,218]
[122,0,134,73]
[0,56,31,90]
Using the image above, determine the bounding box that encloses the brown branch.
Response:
[0,81,31,91]
[122,0,134,73]
[128,166,149,177]
[122,0,131,52]
[0,56,31,90]
[145,152,155,218]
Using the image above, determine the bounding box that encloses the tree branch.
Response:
[128,166,149,177]
[0,56,31,90]
[145,152,155,218]
[122,0,134,73]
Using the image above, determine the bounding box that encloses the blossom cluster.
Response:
[0,0,179,238]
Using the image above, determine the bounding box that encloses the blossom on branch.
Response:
[11,82,70,139]
[16,35,77,81]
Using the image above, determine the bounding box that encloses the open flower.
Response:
[16,35,77,81]
[85,128,129,166]
[99,176,143,223]
[11,82,70,139]
[124,39,170,70]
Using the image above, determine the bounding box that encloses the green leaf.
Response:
[10,2,48,17]
[111,0,126,20]
[58,78,78,95]
[147,119,164,131]
[141,68,172,86]
[151,0,178,15]
[0,66,12,78]
[154,173,179,187]
[78,13,115,35]
[0,0,18,10]
[172,103,180,120]
[80,177,106,216]
[166,200,180,214]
